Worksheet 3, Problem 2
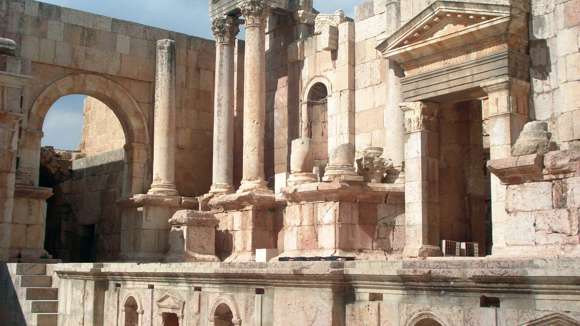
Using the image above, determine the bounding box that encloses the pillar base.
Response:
[210,183,234,195]
[238,179,271,193]
[147,183,179,196]
[403,245,442,258]
[287,172,317,187]
[166,210,220,262]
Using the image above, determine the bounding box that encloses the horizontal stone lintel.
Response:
[117,193,198,209]
[400,51,529,102]
[283,182,404,203]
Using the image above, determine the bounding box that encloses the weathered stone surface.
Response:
[511,121,553,156]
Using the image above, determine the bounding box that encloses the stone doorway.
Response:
[213,303,234,326]
[162,312,179,326]
[124,296,139,326]
[305,82,329,177]
[438,100,491,256]
[415,319,442,326]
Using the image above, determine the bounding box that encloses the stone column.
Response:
[210,16,239,194]
[481,78,529,255]
[401,101,442,257]
[148,39,178,196]
[239,0,269,193]
[383,0,404,174]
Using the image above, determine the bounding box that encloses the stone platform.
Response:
[51,257,580,326]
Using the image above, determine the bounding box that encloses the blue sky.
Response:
[40,0,362,150]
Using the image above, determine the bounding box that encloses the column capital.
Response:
[212,16,240,45]
[294,9,317,25]
[240,0,268,27]
[400,101,438,134]
[156,39,175,51]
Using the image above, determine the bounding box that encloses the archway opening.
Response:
[162,312,179,326]
[40,95,127,262]
[214,303,234,326]
[124,296,139,326]
[306,82,329,178]
[415,319,442,326]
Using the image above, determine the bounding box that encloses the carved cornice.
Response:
[240,0,268,27]
[400,101,439,133]
[212,16,240,45]
[294,9,317,25]
[314,10,347,34]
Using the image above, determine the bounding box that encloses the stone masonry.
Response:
[0,0,580,325]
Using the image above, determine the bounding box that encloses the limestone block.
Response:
[47,20,64,41]
[557,28,579,57]
[346,302,379,326]
[504,212,536,246]
[25,224,44,249]
[567,177,580,207]
[506,182,553,212]
[511,121,553,156]
[317,25,338,51]
[536,208,574,238]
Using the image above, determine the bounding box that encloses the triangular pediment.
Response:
[377,1,513,61]
[156,293,184,311]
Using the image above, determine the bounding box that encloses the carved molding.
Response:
[400,101,439,133]
[314,10,347,34]
[294,9,317,25]
[240,0,268,27]
[212,16,240,45]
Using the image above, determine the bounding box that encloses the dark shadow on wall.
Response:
[0,263,27,326]
[40,148,126,262]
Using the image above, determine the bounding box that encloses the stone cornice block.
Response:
[208,190,276,210]
[14,185,53,200]
[117,194,198,209]
[282,181,404,203]
[487,153,544,184]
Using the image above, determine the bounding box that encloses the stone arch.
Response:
[121,294,144,326]
[21,73,150,194]
[405,311,447,326]
[209,295,241,326]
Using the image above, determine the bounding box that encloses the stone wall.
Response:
[0,0,216,197]
[79,96,125,156]
[530,0,580,149]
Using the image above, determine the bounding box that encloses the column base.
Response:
[238,179,270,193]
[287,172,317,187]
[147,182,179,196]
[403,245,442,258]
[210,183,234,195]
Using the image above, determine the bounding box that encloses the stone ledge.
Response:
[208,190,276,210]
[283,181,404,203]
[487,153,544,184]
[117,194,198,209]
[14,185,53,200]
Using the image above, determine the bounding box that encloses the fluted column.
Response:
[210,16,239,194]
[148,39,178,196]
[238,0,269,193]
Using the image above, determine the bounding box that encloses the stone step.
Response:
[19,275,53,287]
[34,313,58,326]
[16,263,47,276]
[26,288,58,300]
[30,300,58,313]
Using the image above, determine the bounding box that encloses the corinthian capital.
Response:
[240,0,268,27]
[212,16,239,45]
[400,101,439,133]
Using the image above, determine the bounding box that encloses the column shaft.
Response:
[210,17,238,194]
[401,101,442,258]
[239,0,269,192]
[149,39,178,196]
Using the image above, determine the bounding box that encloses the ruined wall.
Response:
[0,0,216,197]
[79,96,125,156]
[530,0,580,149]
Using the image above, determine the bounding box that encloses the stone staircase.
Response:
[8,263,59,326]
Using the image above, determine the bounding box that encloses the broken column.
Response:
[238,0,270,193]
[287,138,317,186]
[167,210,220,262]
[401,101,442,258]
[148,39,178,196]
[210,16,239,194]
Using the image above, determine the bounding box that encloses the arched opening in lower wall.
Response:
[415,319,443,326]
[214,303,234,326]
[123,296,139,326]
